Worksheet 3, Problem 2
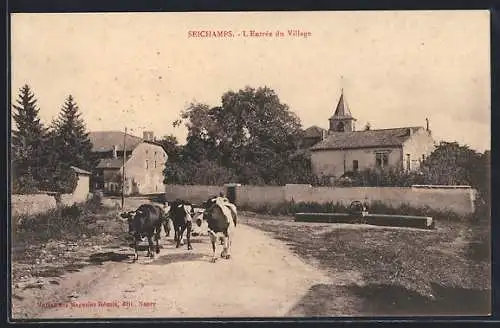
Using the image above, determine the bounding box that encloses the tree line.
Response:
[12,84,94,194]
[159,86,315,186]
[160,86,490,202]
[12,83,489,207]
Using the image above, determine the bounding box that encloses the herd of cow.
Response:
[119,195,238,263]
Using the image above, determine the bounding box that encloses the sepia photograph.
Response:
[10,10,491,320]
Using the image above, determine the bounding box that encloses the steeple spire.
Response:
[332,90,353,119]
[328,84,357,133]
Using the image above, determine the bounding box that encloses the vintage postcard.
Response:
[10,10,491,320]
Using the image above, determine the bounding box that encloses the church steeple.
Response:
[329,88,357,133]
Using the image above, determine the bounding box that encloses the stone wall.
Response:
[164,184,477,215]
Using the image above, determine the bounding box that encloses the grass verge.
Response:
[239,211,491,316]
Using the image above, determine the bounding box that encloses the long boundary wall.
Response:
[164,184,477,215]
[11,192,92,217]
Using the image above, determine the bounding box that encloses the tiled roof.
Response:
[70,166,92,175]
[96,158,125,169]
[88,131,143,152]
[310,127,424,151]
[303,126,326,138]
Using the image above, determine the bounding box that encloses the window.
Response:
[375,153,389,168]
[337,122,345,132]
[406,154,411,171]
[146,160,149,169]
[154,160,157,168]
[353,160,359,172]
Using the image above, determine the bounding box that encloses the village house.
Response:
[89,131,167,195]
[302,125,327,148]
[69,166,92,202]
[308,90,435,180]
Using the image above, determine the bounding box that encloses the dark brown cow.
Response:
[167,199,194,250]
[120,204,167,262]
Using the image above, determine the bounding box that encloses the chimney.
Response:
[112,145,118,158]
[426,118,430,132]
[143,131,154,141]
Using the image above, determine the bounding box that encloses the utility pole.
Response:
[121,127,127,209]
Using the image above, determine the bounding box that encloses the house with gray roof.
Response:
[308,90,435,180]
[302,125,327,148]
[89,131,167,195]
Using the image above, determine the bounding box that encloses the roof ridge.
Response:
[89,130,143,139]
[305,125,326,130]
[326,126,423,133]
[310,125,428,151]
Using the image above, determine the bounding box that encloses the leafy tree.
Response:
[420,142,483,186]
[277,150,317,185]
[168,86,304,185]
[157,134,182,161]
[11,84,47,193]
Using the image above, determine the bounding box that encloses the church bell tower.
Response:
[328,88,357,133]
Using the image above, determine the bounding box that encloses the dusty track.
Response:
[34,222,331,318]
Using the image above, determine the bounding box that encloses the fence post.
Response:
[224,183,241,205]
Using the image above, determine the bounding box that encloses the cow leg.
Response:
[209,233,217,263]
[179,228,185,246]
[147,235,154,258]
[132,239,139,263]
[176,226,183,248]
[223,228,232,260]
[186,221,193,250]
[154,226,161,254]
[220,236,227,258]
[164,219,170,237]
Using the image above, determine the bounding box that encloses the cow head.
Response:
[192,208,205,227]
[202,197,218,210]
[179,202,193,221]
[119,210,142,235]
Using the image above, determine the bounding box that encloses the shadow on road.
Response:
[148,252,206,265]
[88,252,131,265]
[287,282,491,316]
[36,263,89,278]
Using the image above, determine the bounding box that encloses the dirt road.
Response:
[35,221,332,318]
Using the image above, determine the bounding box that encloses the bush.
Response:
[14,195,110,243]
[84,192,104,213]
[61,204,83,219]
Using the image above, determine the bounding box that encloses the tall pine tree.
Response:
[11,84,47,193]
[40,95,93,193]
[50,95,93,171]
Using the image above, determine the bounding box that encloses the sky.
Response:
[11,11,491,152]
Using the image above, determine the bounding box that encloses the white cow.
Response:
[202,196,237,263]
